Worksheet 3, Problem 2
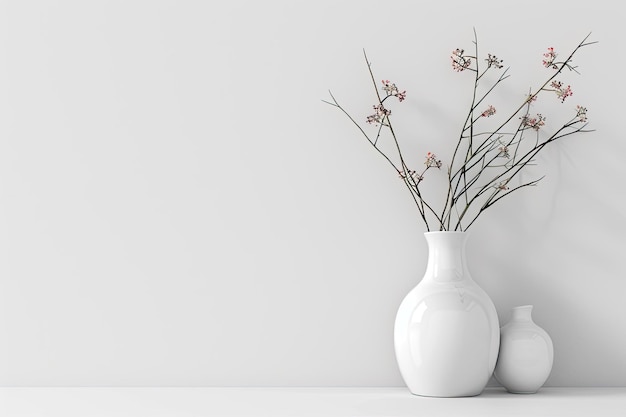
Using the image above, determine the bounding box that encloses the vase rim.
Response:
[512,305,534,310]
[424,231,467,235]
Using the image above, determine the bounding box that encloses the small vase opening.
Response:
[511,305,533,322]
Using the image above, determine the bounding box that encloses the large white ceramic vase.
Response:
[394,231,500,397]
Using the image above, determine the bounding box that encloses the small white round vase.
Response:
[494,305,554,394]
[394,232,500,397]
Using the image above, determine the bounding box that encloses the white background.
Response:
[0,0,624,387]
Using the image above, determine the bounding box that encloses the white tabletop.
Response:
[1,387,624,417]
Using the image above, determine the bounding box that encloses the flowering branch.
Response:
[324,32,596,232]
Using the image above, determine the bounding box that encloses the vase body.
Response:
[494,305,554,394]
[394,232,500,397]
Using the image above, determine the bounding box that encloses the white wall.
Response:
[0,0,624,386]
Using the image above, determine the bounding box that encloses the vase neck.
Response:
[511,305,534,322]
[423,232,470,283]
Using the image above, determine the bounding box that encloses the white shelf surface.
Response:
[1,387,625,417]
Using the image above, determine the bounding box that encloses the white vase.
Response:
[394,231,500,397]
[494,305,554,394]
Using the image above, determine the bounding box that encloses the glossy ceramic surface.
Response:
[394,232,500,397]
[494,305,554,394]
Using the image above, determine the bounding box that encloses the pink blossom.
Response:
[485,54,503,69]
[481,105,496,117]
[520,113,546,131]
[576,105,588,122]
[425,152,442,168]
[451,49,472,72]
[366,104,391,125]
[494,180,510,191]
[381,80,407,102]
[543,47,558,69]
[550,80,573,102]
[399,170,423,182]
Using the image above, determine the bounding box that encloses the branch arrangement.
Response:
[324,31,596,231]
